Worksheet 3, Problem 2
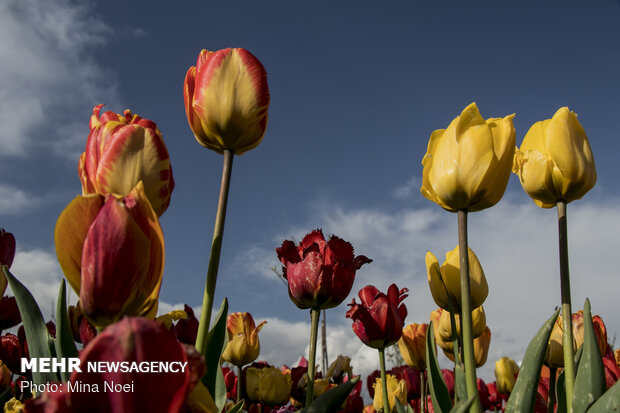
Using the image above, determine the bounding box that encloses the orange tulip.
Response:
[184,48,270,155]
[55,182,164,327]
[79,105,174,217]
[398,323,429,370]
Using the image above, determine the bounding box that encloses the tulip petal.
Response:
[55,194,105,294]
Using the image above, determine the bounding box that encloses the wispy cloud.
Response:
[0,0,118,158]
[0,183,40,215]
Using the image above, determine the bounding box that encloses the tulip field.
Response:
[1,28,620,413]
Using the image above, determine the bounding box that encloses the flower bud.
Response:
[513,107,596,208]
[495,357,519,394]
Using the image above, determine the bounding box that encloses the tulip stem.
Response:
[378,347,391,413]
[305,308,320,407]
[547,367,557,413]
[196,149,234,355]
[557,201,575,411]
[237,365,243,403]
[457,210,481,413]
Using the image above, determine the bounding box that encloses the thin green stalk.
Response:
[305,308,321,407]
[379,347,391,413]
[236,364,243,403]
[557,201,575,411]
[547,367,556,413]
[451,309,461,405]
[195,149,234,355]
[457,210,481,413]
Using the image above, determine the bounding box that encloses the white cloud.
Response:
[0,0,117,158]
[0,183,40,215]
[238,196,620,384]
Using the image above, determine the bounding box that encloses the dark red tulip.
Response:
[222,366,238,401]
[173,304,199,345]
[0,333,22,374]
[346,284,408,349]
[277,229,371,309]
[441,369,455,397]
[477,378,490,411]
[0,296,21,330]
[0,229,15,269]
[390,365,420,399]
[366,369,380,399]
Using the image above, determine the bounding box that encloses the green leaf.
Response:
[586,380,620,412]
[301,376,359,413]
[454,363,467,404]
[54,280,79,382]
[4,267,58,385]
[226,400,245,413]
[450,395,476,413]
[505,308,560,413]
[201,298,228,411]
[572,299,606,413]
[426,321,452,413]
[556,346,582,413]
[395,398,415,413]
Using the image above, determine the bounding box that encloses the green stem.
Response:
[305,308,320,407]
[557,201,575,411]
[421,370,427,413]
[457,210,481,413]
[195,149,234,355]
[379,347,391,413]
[547,367,557,413]
[451,310,461,405]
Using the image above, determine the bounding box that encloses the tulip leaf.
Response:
[55,279,79,382]
[395,398,415,413]
[586,380,620,412]
[300,376,359,413]
[555,346,582,413]
[202,297,228,411]
[454,363,467,404]
[505,308,559,413]
[572,299,606,413]
[426,321,452,413]
[226,400,245,413]
[3,267,59,385]
[449,395,476,413]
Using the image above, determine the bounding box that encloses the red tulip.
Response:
[0,333,22,374]
[55,182,164,327]
[0,229,15,269]
[184,48,270,155]
[0,296,21,330]
[173,304,199,345]
[79,105,174,217]
[277,229,371,310]
[346,284,408,349]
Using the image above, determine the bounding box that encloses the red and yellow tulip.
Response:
[222,312,266,367]
[55,182,164,327]
[79,105,174,217]
[184,48,270,155]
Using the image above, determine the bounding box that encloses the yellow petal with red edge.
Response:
[55,194,104,294]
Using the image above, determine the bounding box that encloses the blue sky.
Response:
[2,0,620,385]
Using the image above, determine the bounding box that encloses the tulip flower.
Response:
[495,357,519,394]
[372,374,407,413]
[430,308,453,353]
[513,107,596,209]
[473,326,492,367]
[398,323,429,370]
[0,229,15,297]
[78,105,174,217]
[222,312,266,367]
[420,102,515,212]
[246,366,292,406]
[277,229,372,310]
[0,297,21,331]
[571,310,607,355]
[348,284,407,413]
[347,284,408,349]
[173,304,199,345]
[426,246,488,312]
[184,48,270,155]
[326,355,353,384]
[55,182,164,327]
[438,305,486,341]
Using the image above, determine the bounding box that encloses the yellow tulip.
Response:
[421,102,515,212]
[398,323,429,370]
[426,246,488,312]
[430,308,453,353]
[221,312,266,367]
[325,355,353,383]
[495,357,519,394]
[513,107,596,208]
[372,374,407,412]
[245,366,292,406]
[438,305,486,341]
[474,326,492,367]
